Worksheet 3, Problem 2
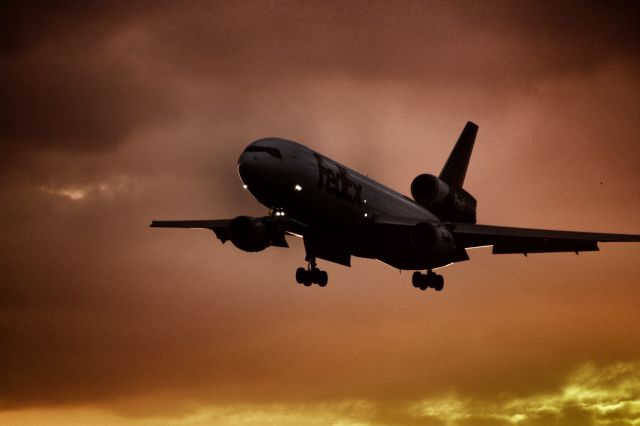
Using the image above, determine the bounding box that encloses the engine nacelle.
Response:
[410,174,477,223]
[229,216,271,252]
[410,222,456,254]
[411,173,450,205]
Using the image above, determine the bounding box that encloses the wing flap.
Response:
[492,240,599,254]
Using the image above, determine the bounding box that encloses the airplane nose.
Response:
[237,143,289,206]
[237,151,255,186]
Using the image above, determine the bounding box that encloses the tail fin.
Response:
[438,121,478,188]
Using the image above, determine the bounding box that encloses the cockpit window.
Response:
[245,146,282,159]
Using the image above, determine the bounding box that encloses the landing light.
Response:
[364,213,368,218]
[294,184,302,191]
[242,184,248,190]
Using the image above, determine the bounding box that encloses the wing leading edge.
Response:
[150,217,307,249]
[151,220,233,242]
[449,222,640,255]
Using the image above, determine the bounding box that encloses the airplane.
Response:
[151,122,640,292]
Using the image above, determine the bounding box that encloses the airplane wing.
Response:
[150,217,307,248]
[448,222,640,254]
[151,219,233,242]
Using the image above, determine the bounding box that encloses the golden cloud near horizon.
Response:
[2,361,638,426]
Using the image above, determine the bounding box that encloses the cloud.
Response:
[3,1,639,157]
[0,1,151,55]
[0,37,175,156]
[161,0,638,92]
[2,362,637,425]
[127,362,640,425]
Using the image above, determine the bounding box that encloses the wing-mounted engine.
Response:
[410,174,477,223]
[229,216,287,252]
[410,221,456,254]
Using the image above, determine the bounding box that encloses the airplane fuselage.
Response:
[238,138,455,270]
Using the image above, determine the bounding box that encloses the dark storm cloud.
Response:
[1,51,174,152]
[2,0,638,158]
[0,1,149,55]
[151,0,639,83]
[0,1,173,159]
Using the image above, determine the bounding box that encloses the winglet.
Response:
[439,121,478,188]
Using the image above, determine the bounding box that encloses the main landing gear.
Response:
[296,259,328,287]
[412,270,444,292]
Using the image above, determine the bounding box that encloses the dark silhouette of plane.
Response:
[151,122,640,292]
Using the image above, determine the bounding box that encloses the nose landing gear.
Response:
[412,270,444,292]
[295,259,328,287]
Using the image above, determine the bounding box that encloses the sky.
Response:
[1,1,639,425]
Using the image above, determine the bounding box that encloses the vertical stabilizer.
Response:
[439,121,478,188]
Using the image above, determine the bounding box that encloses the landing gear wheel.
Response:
[432,275,444,291]
[411,270,444,292]
[412,271,422,288]
[318,271,328,287]
[412,271,429,290]
[295,261,328,287]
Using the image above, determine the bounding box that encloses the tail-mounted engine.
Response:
[410,174,477,223]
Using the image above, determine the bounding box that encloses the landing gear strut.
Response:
[296,236,329,287]
[412,270,444,292]
[295,258,328,287]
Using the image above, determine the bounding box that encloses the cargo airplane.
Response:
[151,122,640,292]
